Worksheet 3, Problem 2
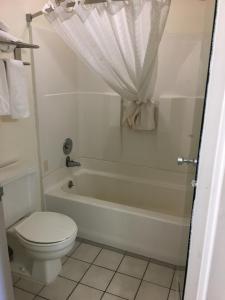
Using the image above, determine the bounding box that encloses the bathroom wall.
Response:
[0,0,47,208]
[31,0,215,181]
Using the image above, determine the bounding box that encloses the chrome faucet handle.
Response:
[177,157,198,166]
[66,156,81,168]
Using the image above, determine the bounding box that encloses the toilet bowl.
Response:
[9,211,77,284]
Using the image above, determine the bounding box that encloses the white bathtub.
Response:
[45,166,190,266]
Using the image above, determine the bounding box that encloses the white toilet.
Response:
[3,169,78,284]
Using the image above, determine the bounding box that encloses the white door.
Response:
[0,188,14,300]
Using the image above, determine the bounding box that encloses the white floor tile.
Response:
[14,288,34,300]
[72,243,101,263]
[102,293,124,300]
[15,278,43,294]
[68,284,103,300]
[144,263,174,288]
[60,258,90,281]
[94,249,123,270]
[168,290,181,300]
[135,281,169,300]
[81,265,114,291]
[107,273,140,300]
[39,276,76,300]
[118,256,148,279]
[171,270,185,292]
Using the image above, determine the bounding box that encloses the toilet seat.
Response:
[15,212,77,244]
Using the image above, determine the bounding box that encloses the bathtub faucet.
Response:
[66,156,81,168]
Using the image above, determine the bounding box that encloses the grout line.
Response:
[133,259,150,300]
[13,286,37,297]
[16,240,179,300]
[76,237,178,269]
[104,292,128,300]
[100,253,126,300]
[34,294,49,300]
[65,246,104,300]
[142,278,175,290]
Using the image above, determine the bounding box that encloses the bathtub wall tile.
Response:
[76,93,203,175]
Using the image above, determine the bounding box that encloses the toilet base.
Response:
[32,259,62,284]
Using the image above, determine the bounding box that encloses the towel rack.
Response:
[0,40,39,66]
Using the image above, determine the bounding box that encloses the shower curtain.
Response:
[43,0,171,130]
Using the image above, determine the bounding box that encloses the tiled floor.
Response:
[12,239,184,300]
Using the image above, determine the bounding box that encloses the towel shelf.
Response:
[0,40,39,49]
[0,40,39,66]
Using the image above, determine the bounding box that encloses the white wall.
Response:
[31,0,214,181]
[0,0,47,209]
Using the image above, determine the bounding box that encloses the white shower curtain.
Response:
[43,0,171,130]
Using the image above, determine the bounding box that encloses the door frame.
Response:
[184,0,225,299]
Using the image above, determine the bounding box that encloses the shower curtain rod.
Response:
[26,0,123,23]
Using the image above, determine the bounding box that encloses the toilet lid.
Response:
[15,212,77,244]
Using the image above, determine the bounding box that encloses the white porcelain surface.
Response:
[46,184,189,265]
[15,212,77,244]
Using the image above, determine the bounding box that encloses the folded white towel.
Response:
[0,60,10,116]
[5,59,30,119]
[0,30,19,52]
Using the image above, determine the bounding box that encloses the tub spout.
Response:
[66,156,81,168]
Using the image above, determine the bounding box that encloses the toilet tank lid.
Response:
[15,212,77,244]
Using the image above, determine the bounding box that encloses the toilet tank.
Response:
[1,165,40,228]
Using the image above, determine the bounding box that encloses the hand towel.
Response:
[0,30,19,52]
[122,99,156,131]
[5,59,30,119]
[0,60,10,116]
